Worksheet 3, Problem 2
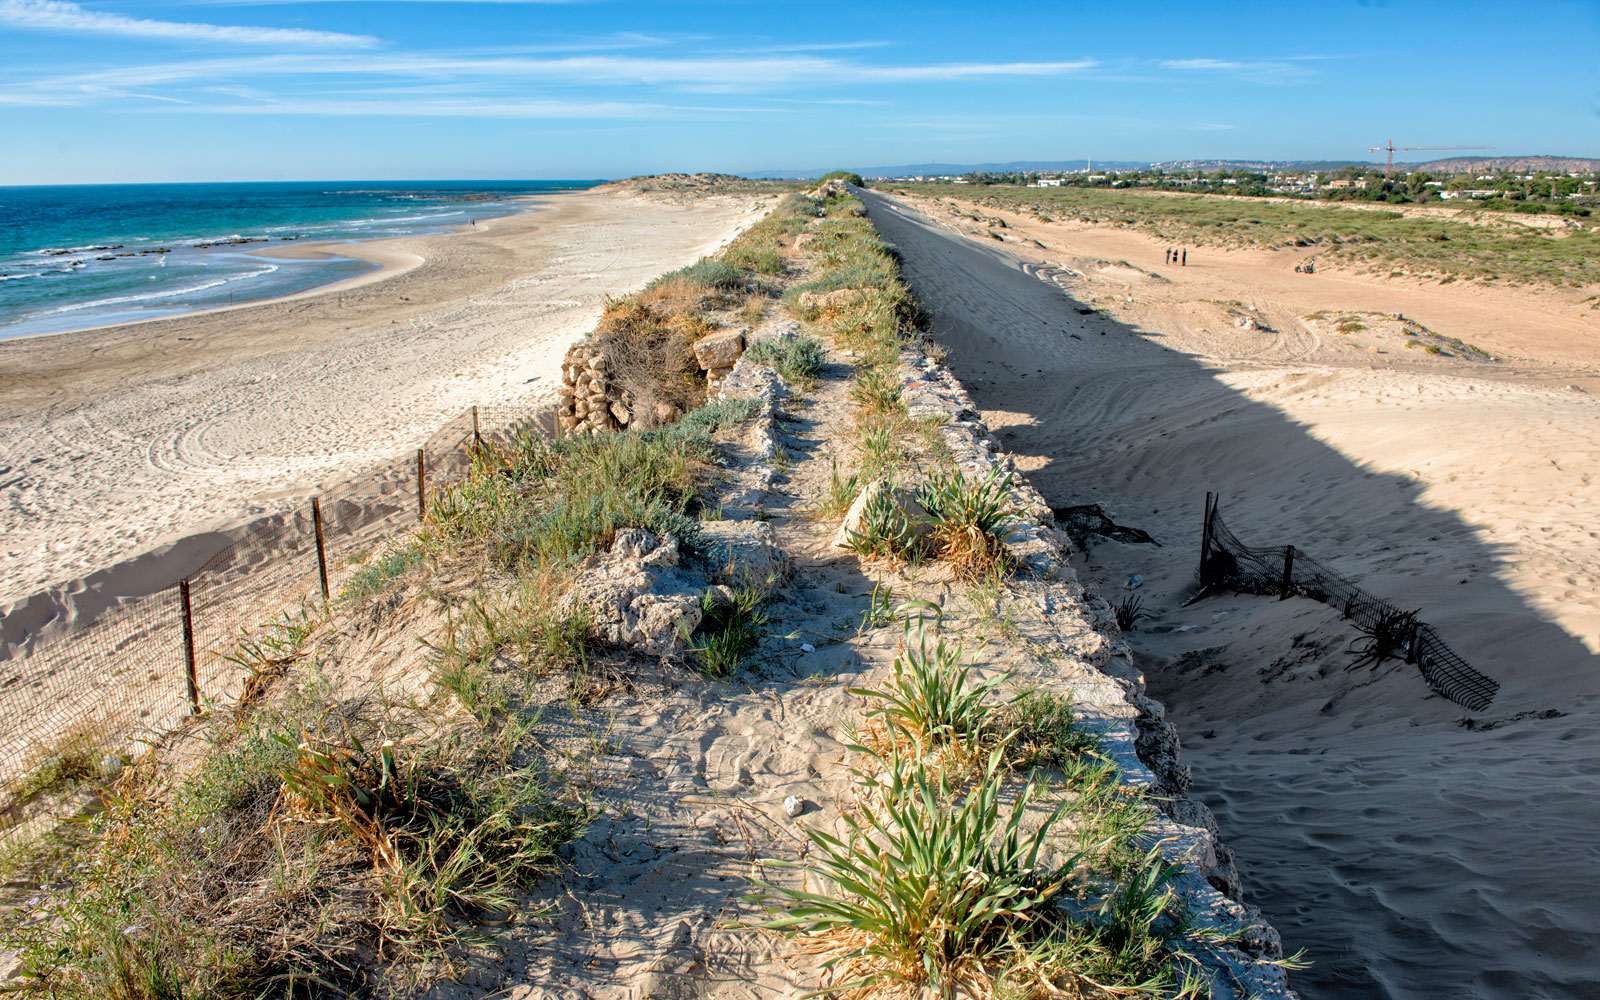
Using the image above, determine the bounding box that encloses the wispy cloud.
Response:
[15,52,1104,94]
[157,97,777,119]
[1157,55,1321,83]
[866,59,1097,81]
[1161,58,1247,71]
[0,0,380,47]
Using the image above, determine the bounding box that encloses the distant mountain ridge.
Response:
[758,155,1600,179]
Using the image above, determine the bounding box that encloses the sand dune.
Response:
[864,189,1600,999]
[0,187,772,615]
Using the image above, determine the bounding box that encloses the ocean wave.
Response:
[349,211,461,225]
[27,264,280,317]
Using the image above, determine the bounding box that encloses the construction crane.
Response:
[1368,139,1495,179]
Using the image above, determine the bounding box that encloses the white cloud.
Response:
[0,0,379,47]
[866,59,1097,81]
[1161,58,1247,71]
[156,97,776,119]
[28,51,1103,91]
[1157,56,1320,83]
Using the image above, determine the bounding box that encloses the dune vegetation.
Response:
[903,182,1600,288]
[0,178,1288,999]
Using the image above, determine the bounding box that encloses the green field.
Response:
[897,183,1600,289]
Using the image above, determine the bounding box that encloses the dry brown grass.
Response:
[594,298,706,425]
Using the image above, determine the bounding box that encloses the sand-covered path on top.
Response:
[0,186,771,609]
[861,188,1600,1000]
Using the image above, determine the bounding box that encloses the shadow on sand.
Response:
[863,189,1600,1000]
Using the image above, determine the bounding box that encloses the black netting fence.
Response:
[1198,493,1499,712]
[0,402,557,832]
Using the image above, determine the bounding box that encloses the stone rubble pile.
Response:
[808,178,854,199]
[558,348,630,433]
[557,329,749,435]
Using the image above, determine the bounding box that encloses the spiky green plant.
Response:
[917,465,1016,581]
[841,484,915,562]
[687,586,768,677]
[848,365,904,416]
[1114,594,1149,632]
[850,626,1005,765]
[758,744,1086,998]
[855,418,903,478]
[820,458,863,520]
[1003,686,1102,770]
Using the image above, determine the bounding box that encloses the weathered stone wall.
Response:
[891,347,1299,999]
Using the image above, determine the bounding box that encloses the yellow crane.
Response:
[1368,139,1495,179]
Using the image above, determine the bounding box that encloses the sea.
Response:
[0,180,601,340]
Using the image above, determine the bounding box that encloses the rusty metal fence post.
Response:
[416,448,426,520]
[312,497,330,603]
[179,579,199,714]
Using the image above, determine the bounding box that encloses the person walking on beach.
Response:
[1164,248,1171,265]
[1181,248,1187,266]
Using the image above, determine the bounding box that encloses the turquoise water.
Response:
[0,180,600,339]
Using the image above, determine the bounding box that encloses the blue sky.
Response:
[1,0,1595,184]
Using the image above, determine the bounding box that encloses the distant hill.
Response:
[759,155,1599,179]
[756,160,1148,179]
[1412,156,1600,174]
[1154,155,1600,174]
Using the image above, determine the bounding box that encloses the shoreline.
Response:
[0,195,542,346]
[0,185,773,607]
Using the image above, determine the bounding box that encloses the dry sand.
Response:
[0,186,773,615]
[864,189,1600,999]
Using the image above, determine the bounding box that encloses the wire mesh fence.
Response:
[0,402,558,831]
[1197,492,1499,712]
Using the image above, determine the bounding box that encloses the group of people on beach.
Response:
[1165,247,1187,266]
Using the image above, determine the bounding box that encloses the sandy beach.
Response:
[864,189,1600,999]
[0,185,772,613]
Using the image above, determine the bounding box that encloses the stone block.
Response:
[693,330,745,371]
[832,478,932,550]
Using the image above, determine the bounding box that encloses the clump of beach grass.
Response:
[918,465,1017,582]
[3,689,588,997]
[849,621,1005,771]
[687,585,769,678]
[757,739,1209,999]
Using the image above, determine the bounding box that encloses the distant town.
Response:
[873,163,1599,217]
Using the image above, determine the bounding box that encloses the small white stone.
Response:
[800,642,815,653]
[784,795,804,817]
